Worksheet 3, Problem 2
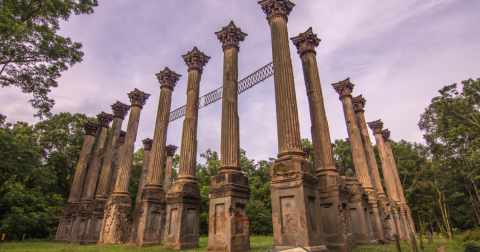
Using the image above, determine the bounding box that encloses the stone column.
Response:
[81,103,130,245]
[352,95,390,242]
[69,112,113,244]
[164,47,210,250]
[332,78,381,244]
[291,27,353,251]
[259,1,326,251]
[382,130,414,235]
[98,88,150,245]
[55,122,99,243]
[207,21,251,252]
[164,145,178,194]
[130,67,181,248]
[367,120,404,238]
[107,131,126,197]
[345,177,375,245]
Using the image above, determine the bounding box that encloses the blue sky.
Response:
[1,0,479,163]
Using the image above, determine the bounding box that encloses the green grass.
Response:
[443,237,466,252]
[0,236,274,252]
[352,238,444,252]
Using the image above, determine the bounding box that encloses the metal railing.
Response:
[168,62,274,122]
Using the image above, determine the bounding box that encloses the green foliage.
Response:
[0,0,98,118]
[465,241,480,252]
[332,139,355,177]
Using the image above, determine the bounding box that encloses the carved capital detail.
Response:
[352,94,366,112]
[381,129,391,142]
[258,0,295,21]
[84,121,99,136]
[367,119,384,134]
[215,21,247,51]
[142,138,153,151]
[97,112,113,128]
[111,101,130,119]
[332,78,354,99]
[165,145,178,157]
[182,46,211,72]
[155,67,181,90]
[290,27,321,55]
[128,88,150,108]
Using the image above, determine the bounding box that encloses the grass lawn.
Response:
[1,236,453,252]
[352,238,444,252]
[0,236,274,252]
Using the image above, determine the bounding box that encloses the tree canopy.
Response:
[0,0,98,118]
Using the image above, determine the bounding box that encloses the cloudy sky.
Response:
[1,0,479,163]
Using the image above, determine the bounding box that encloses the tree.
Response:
[332,139,356,177]
[0,0,99,118]
[34,112,96,199]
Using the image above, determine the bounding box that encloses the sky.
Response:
[1,0,479,164]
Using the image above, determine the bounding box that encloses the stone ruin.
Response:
[55,1,416,251]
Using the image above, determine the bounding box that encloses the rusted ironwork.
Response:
[168,62,274,122]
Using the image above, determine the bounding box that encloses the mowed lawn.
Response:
[1,237,446,252]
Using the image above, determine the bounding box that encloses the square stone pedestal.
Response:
[163,180,201,250]
[207,171,251,252]
[67,201,89,243]
[318,171,356,251]
[55,203,77,243]
[80,198,107,245]
[378,195,395,242]
[390,201,405,238]
[97,194,132,245]
[270,155,328,252]
[345,178,378,245]
[126,187,167,248]
[364,189,385,243]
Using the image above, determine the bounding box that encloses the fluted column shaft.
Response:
[355,111,386,196]
[340,97,374,189]
[146,88,173,187]
[300,51,335,171]
[384,141,406,203]
[81,127,108,201]
[373,133,399,202]
[164,155,174,193]
[68,135,95,203]
[269,15,303,157]
[220,46,240,170]
[178,69,201,180]
[114,106,142,194]
[96,117,123,197]
[136,148,151,205]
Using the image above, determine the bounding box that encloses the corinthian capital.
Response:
[84,121,99,136]
[367,119,384,134]
[155,67,181,90]
[97,112,114,127]
[111,101,130,119]
[332,78,354,99]
[352,95,366,112]
[182,47,211,72]
[166,145,178,157]
[142,138,153,151]
[291,27,321,55]
[215,21,247,51]
[258,0,295,21]
[128,88,151,108]
[381,129,391,142]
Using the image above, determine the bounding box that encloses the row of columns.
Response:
[55,0,415,251]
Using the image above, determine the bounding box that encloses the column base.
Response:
[80,198,107,245]
[163,180,201,250]
[67,201,89,243]
[364,189,386,243]
[318,184,357,252]
[207,171,251,252]
[97,193,131,245]
[378,195,395,242]
[126,187,167,248]
[270,155,327,251]
[55,203,77,243]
